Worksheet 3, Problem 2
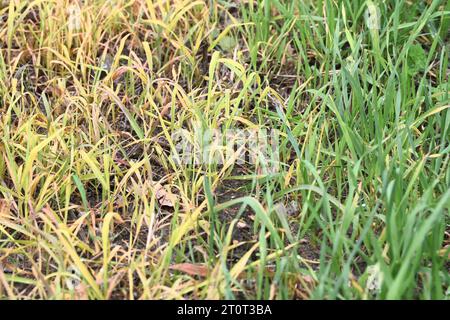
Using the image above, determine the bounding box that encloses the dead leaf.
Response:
[154,183,177,207]
[111,66,129,81]
[0,199,11,220]
[170,263,209,277]
[74,283,89,300]
[237,220,248,229]
[438,245,449,259]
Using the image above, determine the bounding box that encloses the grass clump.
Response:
[0,0,449,300]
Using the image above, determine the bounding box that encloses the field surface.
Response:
[0,0,449,299]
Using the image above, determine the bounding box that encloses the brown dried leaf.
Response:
[236,220,248,229]
[170,263,209,277]
[154,183,177,207]
[74,283,89,300]
[0,199,11,220]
